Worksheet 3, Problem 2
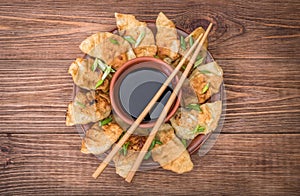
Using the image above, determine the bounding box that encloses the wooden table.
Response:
[1,0,299,195]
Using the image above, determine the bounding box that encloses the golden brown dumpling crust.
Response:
[79,32,135,70]
[112,135,147,178]
[170,101,222,140]
[65,90,111,126]
[161,150,193,174]
[68,58,109,92]
[189,62,223,104]
[133,45,157,58]
[115,13,146,31]
[178,27,208,58]
[170,109,199,140]
[113,150,138,178]
[80,140,89,154]
[156,12,179,60]
[108,53,128,70]
[81,122,123,155]
[151,124,193,174]
[189,72,212,103]
[115,13,157,57]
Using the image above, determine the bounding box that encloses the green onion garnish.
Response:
[149,140,156,150]
[109,38,119,45]
[200,70,211,74]
[123,35,136,45]
[189,36,194,47]
[95,62,115,89]
[97,59,107,72]
[91,58,98,72]
[144,151,152,160]
[95,79,104,89]
[76,101,85,108]
[193,125,206,134]
[154,139,162,145]
[180,35,186,50]
[98,59,115,73]
[144,138,162,160]
[120,142,130,156]
[99,117,112,126]
[194,55,204,68]
[153,55,159,59]
[181,139,187,147]
[101,66,111,80]
[202,83,209,94]
[135,31,145,47]
[186,103,202,111]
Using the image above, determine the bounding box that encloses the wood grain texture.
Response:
[0,133,299,195]
[0,0,299,60]
[0,59,299,134]
[0,0,299,195]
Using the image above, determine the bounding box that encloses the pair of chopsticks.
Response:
[92,23,213,182]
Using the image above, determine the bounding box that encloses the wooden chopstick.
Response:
[125,23,213,183]
[92,33,204,179]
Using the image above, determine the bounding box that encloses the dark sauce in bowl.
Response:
[110,57,180,128]
[119,68,173,122]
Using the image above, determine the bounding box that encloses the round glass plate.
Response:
[73,23,226,171]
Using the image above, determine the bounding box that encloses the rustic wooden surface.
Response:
[0,0,299,195]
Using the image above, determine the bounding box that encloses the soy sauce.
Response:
[119,68,173,122]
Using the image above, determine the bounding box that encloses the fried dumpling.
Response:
[178,26,208,62]
[81,122,123,155]
[151,124,193,174]
[189,61,223,103]
[156,12,180,61]
[113,135,147,178]
[68,58,109,91]
[115,13,157,57]
[170,101,222,140]
[79,32,136,70]
[66,90,111,126]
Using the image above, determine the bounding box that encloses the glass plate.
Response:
[73,23,226,171]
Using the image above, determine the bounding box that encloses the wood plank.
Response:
[0,59,299,134]
[0,133,299,195]
[0,0,299,60]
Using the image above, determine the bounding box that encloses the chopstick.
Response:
[92,33,204,179]
[125,23,213,183]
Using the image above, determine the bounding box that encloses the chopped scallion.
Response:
[181,139,187,147]
[109,38,119,45]
[91,58,98,72]
[97,59,107,72]
[97,59,115,73]
[95,79,104,89]
[200,70,211,74]
[99,117,112,126]
[202,83,209,94]
[101,66,111,81]
[189,36,194,47]
[144,151,152,160]
[76,101,85,108]
[180,35,186,50]
[123,35,136,45]
[120,142,130,156]
[193,125,206,134]
[186,103,202,111]
[144,138,162,160]
[194,55,204,68]
[135,31,145,47]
